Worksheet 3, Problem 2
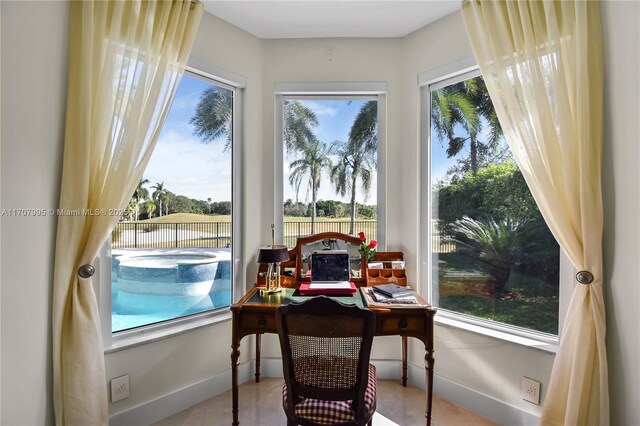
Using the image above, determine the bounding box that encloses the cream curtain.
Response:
[461,1,607,425]
[52,1,203,424]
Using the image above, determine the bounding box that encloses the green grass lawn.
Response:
[135,213,375,224]
[439,281,559,334]
[283,217,375,222]
[140,213,231,223]
[437,253,559,335]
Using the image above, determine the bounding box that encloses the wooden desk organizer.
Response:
[366,267,407,286]
[256,233,409,289]
[366,251,406,286]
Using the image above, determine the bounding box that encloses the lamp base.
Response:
[259,287,283,295]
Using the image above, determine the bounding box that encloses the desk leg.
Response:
[425,345,435,426]
[231,312,240,426]
[255,333,261,383]
[401,336,408,387]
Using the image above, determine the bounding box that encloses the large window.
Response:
[423,68,560,336]
[275,84,386,249]
[101,63,244,347]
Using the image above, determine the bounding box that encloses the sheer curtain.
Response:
[52,1,203,424]
[461,1,607,424]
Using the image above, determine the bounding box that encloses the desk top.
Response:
[239,287,366,308]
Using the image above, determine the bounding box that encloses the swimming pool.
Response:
[111,249,231,332]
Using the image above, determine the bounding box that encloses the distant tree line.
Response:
[284,199,376,220]
[127,179,231,221]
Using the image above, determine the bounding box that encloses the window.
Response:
[421,65,562,338]
[100,61,245,349]
[274,83,387,250]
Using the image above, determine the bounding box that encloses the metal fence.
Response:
[283,220,377,248]
[112,219,456,252]
[112,222,231,249]
[432,220,457,254]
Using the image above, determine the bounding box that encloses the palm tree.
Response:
[143,200,157,219]
[151,182,167,217]
[124,198,137,222]
[330,101,378,234]
[132,178,149,221]
[190,85,233,152]
[288,139,333,234]
[283,100,320,203]
[431,76,503,174]
[283,100,319,154]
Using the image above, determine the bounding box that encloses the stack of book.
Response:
[371,284,418,304]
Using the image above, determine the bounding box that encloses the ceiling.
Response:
[201,1,461,39]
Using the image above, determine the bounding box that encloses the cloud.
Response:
[144,130,232,201]
[166,89,202,112]
[302,100,338,117]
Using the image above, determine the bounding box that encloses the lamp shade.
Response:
[257,245,290,263]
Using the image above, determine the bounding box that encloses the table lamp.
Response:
[257,225,289,294]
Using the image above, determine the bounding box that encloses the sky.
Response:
[143,75,232,202]
[431,131,464,183]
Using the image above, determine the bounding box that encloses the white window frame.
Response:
[419,59,572,352]
[98,59,246,352]
[273,82,387,249]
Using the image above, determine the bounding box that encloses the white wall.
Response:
[1,2,68,424]
[601,1,640,425]
[1,1,638,425]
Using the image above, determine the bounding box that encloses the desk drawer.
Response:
[377,314,426,336]
[239,312,277,333]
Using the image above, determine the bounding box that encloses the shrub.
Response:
[437,161,540,229]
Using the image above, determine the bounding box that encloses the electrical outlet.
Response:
[326,47,334,63]
[521,376,541,405]
[111,375,129,402]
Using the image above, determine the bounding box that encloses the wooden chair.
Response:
[276,296,377,426]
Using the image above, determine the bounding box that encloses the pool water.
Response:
[111,252,231,332]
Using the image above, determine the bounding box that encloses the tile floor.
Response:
[154,378,499,426]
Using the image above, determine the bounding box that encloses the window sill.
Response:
[104,310,232,354]
[434,311,558,354]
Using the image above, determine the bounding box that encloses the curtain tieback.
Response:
[576,271,594,284]
[78,264,95,278]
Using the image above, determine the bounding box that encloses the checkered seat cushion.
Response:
[282,364,377,425]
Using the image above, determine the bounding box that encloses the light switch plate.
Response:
[521,376,541,405]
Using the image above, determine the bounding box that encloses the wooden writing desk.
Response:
[231,233,436,426]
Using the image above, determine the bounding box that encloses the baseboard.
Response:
[406,364,541,425]
[109,359,539,426]
[109,362,253,426]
